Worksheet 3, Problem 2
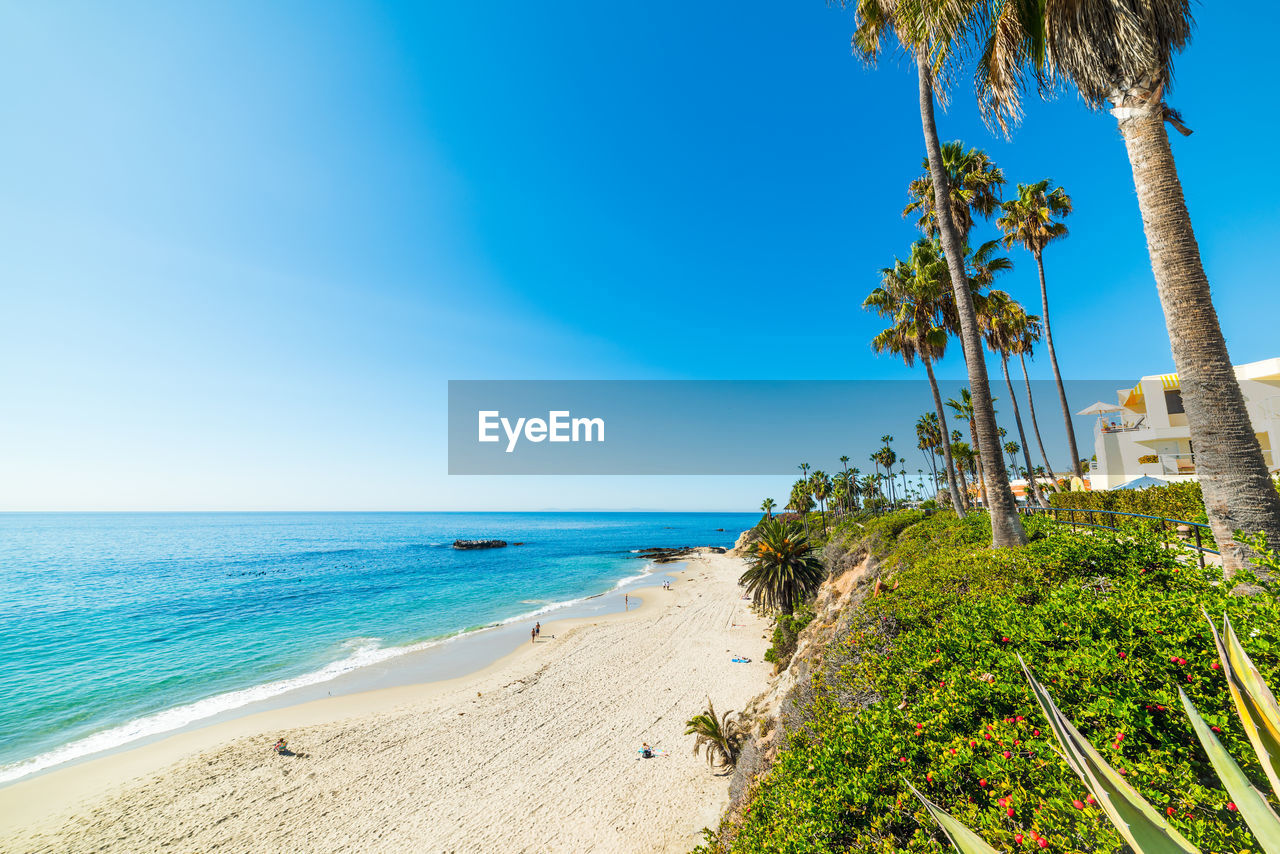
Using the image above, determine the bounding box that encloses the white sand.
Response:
[0,552,768,854]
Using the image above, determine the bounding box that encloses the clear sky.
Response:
[2,2,1276,511]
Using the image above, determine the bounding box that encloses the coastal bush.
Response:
[764,603,816,670]
[697,511,1280,854]
[1047,482,1207,524]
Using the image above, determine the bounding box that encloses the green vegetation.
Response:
[698,511,1280,854]
[1048,482,1209,525]
[764,603,816,669]
[911,614,1280,853]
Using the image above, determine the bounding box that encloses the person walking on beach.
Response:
[535,621,541,637]
[624,593,629,611]
[531,626,536,644]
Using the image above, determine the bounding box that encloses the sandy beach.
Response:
[0,550,768,854]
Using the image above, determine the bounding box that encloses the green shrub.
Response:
[1048,481,1208,524]
[764,603,816,669]
[700,515,1280,854]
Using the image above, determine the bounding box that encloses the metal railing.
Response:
[1020,505,1218,570]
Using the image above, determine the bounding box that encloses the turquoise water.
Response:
[0,511,752,784]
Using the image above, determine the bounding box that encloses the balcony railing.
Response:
[1157,453,1196,476]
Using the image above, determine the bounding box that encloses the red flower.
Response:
[1228,802,1238,812]
[1038,838,1049,849]
[979,779,987,787]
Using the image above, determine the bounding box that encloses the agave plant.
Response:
[911,613,1280,854]
[686,699,741,770]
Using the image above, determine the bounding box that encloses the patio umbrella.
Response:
[1077,401,1123,415]
[1113,475,1168,491]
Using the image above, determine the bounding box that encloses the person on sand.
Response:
[273,738,305,757]
[640,742,654,759]
[531,626,536,643]
[535,621,541,637]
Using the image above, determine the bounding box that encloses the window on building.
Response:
[1165,389,1185,415]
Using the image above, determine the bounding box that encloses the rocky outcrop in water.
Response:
[452,539,508,550]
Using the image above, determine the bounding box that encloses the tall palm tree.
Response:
[1003,440,1021,478]
[974,1,1280,568]
[864,238,966,517]
[810,471,832,534]
[1010,312,1058,494]
[998,179,1082,479]
[849,0,1025,547]
[916,411,942,493]
[739,518,825,615]
[760,498,775,520]
[950,432,973,508]
[980,289,1048,507]
[838,455,851,514]
[947,389,992,509]
[788,481,814,536]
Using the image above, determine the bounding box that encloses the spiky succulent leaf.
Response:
[1020,656,1200,853]
[1178,688,1280,852]
[1206,610,1280,800]
[904,780,1000,854]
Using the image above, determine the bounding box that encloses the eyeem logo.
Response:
[477,410,605,453]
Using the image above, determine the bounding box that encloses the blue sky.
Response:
[1,2,1276,511]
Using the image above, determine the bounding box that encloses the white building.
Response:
[1087,357,1280,490]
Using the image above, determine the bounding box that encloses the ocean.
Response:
[0,511,754,785]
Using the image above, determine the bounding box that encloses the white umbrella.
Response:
[1077,401,1123,415]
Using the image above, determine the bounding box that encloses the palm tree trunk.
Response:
[1002,353,1047,508]
[1019,352,1057,494]
[1034,250,1084,479]
[917,55,1024,546]
[1114,91,1280,575]
[953,447,971,508]
[924,359,966,517]
[968,420,989,508]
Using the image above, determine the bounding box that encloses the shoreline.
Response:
[0,556,665,789]
[0,548,769,853]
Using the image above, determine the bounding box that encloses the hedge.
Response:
[1048,482,1207,524]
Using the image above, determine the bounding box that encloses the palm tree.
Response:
[980,289,1048,507]
[685,699,741,769]
[739,518,825,615]
[998,179,1082,479]
[760,498,775,520]
[810,471,832,534]
[950,433,973,508]
[974,2,1280,568]
[829,477,848,520]
[838,455,851,513]
[916,412,942,493]
[947,389,993,509]
[1003,440,1021,478]
[864,238,966,517]
[849,0,1025,547]
[1010,312,1058,494]
[787,482,814,536]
